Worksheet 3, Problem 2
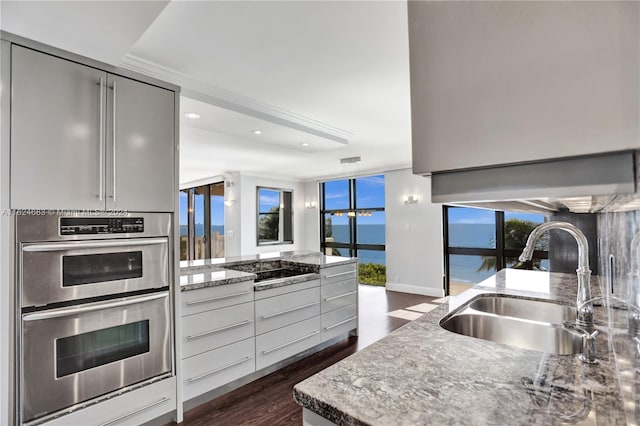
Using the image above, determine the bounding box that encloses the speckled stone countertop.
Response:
[180,251,353,291]
[180,250,357,273]
[179,269,256,291]
[294,269,640,425]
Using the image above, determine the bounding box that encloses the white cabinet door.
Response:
[11,45,106,210]
[409,1,640,174]
[106,74,175,212]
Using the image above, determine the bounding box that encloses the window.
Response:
[320,175,386,286]
[257,187,293,245]
[444,206,549,295]
[180,182,225,260]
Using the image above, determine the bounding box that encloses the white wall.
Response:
[302,181,320,252]
[236,173,307,255]
[223,172,242,257]
[385,169,444,297]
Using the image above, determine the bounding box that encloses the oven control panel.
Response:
[60,217,144,235]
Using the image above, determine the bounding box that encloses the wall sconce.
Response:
[305,201,317,209]
[404,195,419,205]
[224,199,235,207]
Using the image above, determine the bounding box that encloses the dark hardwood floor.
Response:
[171,285,439,426]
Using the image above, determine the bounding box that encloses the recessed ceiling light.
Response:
[300,142,310,147]
[252,130,262,135]
[184,112,200,119]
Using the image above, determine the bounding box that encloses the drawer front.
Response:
[322,304,358,342]
[255,287,320,335]
[321,284,357,314]
[182,302,255,359]
[181,281,254,316]
[320,263,357,286]
[256,316,321,370]
[46,377,176,426]
[182,338,255,401]
[254,278,320,300]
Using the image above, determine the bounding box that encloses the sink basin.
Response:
[467,295,575,324]
[440,295,582,355]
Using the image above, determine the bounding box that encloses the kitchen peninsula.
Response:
[294,269,640,425]
[178,251,359,410]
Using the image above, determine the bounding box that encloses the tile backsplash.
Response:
[598,210,640,314]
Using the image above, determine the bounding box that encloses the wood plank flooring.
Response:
[171,285,439,426]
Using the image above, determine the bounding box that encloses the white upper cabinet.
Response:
[105,74,175,212]
[409,1,639,175]
[10,45,176,211]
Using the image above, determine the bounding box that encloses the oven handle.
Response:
[23,292,168,321]
[22,237,167,252]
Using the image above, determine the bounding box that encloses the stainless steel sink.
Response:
[440,295,582,355]
[467,295,575,324]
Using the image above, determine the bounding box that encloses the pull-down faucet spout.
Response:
[519,221,593,328]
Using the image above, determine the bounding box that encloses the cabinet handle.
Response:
[186,319,253,340]
[98,76,104,202]
[323,270,356,280]
[185,290,251,306]
[24,292,168,321]
[262,331,320,355]
[324,290,357,302]
[100,396,171,426]
[111,80,117,202]
[260,302,319,320]
[23,237,167,252]
[324,316,357,331]
[187,357,253,383]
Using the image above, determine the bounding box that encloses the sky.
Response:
[179,189,225,229]
[324,175,386,225]
[449,207,545,224]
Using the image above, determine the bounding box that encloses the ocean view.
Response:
[181,222,503,284]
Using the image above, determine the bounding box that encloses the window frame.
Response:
[256,186,294,246]
[443,205,549,295]
[180,182,225,260]
[319,177,385,259]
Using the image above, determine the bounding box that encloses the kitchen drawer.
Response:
[255,287,320,335]
[182,301,254,359]
[256,316,321,370]
[45,377,176,426]
[181,281,254,316]
[254,278,320,300]
[321,280,357,314]
[182,338,255,401]
[320,263,357,286]
[321,304,358,342]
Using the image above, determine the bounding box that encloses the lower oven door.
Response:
[21,292,172,423]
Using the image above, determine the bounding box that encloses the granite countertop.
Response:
[180,251,356,292]
[179,268,256,291]
[294,269,640,425]
[180,250,357,273]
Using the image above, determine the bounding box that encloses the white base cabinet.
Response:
[44,377,176,426]
[179,262,358,406]
[182,338,256,402]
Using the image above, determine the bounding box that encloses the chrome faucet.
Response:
[519,221,593,328]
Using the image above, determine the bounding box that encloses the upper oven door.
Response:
[21,238,169,308]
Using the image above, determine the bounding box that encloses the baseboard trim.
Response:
[386,282,444,298]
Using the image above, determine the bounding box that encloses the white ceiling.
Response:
[1,1,412,183]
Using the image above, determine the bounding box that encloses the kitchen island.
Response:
[294,269,640,425]
[178,251,360,411]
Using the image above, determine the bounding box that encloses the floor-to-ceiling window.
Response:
[320,175,386,286]
[444,206,549,295]
[180,182,225,260]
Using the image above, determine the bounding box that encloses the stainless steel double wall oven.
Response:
[17,213,173,425]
